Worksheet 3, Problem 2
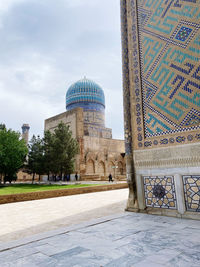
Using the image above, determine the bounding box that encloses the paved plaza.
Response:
[0,212,200,266]
[0,188,128,242]
[0,189,200,266]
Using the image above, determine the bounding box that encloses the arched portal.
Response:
[98,161,105,177]
[86,159,95,174]
[118,161,124,175]
[108,161,115,177]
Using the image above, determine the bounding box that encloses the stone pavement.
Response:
[0,189,128,242]
[0,212,200,267]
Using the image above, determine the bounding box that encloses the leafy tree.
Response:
[0,124,6,130]
[43,130,54,180]
[0,126,28,183]
[26,135,45,183]
[51,122,79,177]
[25,122,79,181]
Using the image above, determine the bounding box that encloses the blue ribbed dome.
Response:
[66,78,105,111]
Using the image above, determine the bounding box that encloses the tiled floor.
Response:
[0,189,128,242]
[0,212,200,266]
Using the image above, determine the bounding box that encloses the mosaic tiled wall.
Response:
[183,175,200,212]
[144,176,177,209]
[121,0,200,150]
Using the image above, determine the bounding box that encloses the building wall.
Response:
[44,108,84,138]
[84,136,125,152]
[84,124,112,139]
[121,0,200,219]
[44,108,126,180]
[82,136,126,179]
[83,110,105,126]
[17,170,40,182]
[83,110,112,138]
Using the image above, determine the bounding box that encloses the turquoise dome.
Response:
[66,78,105,111]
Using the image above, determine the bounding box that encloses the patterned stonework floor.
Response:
[0,212,199,267]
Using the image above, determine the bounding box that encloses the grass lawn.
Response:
[0,183,101,195]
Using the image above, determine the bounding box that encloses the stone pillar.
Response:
[174,174,186,215]
[121,0,138,212]
[136,175,146,211]
[95,160,98,175]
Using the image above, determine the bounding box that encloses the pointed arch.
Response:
[98,161,105,177]
[117,161,124,175]
[86,159,95,174]
[108,161,115,176]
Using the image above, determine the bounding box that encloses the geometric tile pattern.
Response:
[183,175,200,212]
[144,176,177,209]
[175,26,193,42]
[137,0,200,137]
[121,0,200,149]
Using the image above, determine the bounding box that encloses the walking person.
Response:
[108,173,113,182]
[75,172,78,181]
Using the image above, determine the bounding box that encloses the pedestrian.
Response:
[67,174,70,182]
[109,173,113,182]
[75,172,78,181]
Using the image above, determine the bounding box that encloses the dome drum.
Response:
[66,102,105,112]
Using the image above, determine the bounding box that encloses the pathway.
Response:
[0,212,199,266]
[0,189,128,242]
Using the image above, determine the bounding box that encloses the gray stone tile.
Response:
[104,254,143,267]
[166,251,200,267]
[0,249,24,263]
[4,252,57,267]
[56,249,110,267]
[0,212,200,266]
[144,249,182,264]
[51,246,89,259]
[11,245,39,257]
[133,260,165,267]
[35,243,77,256]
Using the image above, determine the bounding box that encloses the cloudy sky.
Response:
[0,0,124,140]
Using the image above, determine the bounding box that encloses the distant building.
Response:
[45,77,126,180]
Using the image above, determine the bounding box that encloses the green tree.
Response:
[0,126,28,183]
[0,124,6,130]
[52,122,79,177]
[26,135,45,183]
[43,130,54,180]
[25,122,79,182]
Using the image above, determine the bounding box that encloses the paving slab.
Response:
[0,189,128,242]
[0,212,199,267]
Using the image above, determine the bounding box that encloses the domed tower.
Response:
[66,77,112,138]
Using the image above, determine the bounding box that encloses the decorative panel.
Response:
[121,0,200,149]
[144,176,177,209]
[183,175,200,212]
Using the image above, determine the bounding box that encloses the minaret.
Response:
[22,124,30,145]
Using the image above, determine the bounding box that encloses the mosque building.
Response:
[45,77,126,180]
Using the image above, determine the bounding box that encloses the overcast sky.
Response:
[0,0,124,140]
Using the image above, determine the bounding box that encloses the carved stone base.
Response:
[125,207,139,212]
[125,194,139,212]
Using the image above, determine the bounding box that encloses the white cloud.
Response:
[0,0,25,12]
[0,0,124,140]
[0,0,25,28]
[67,0,101,8]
